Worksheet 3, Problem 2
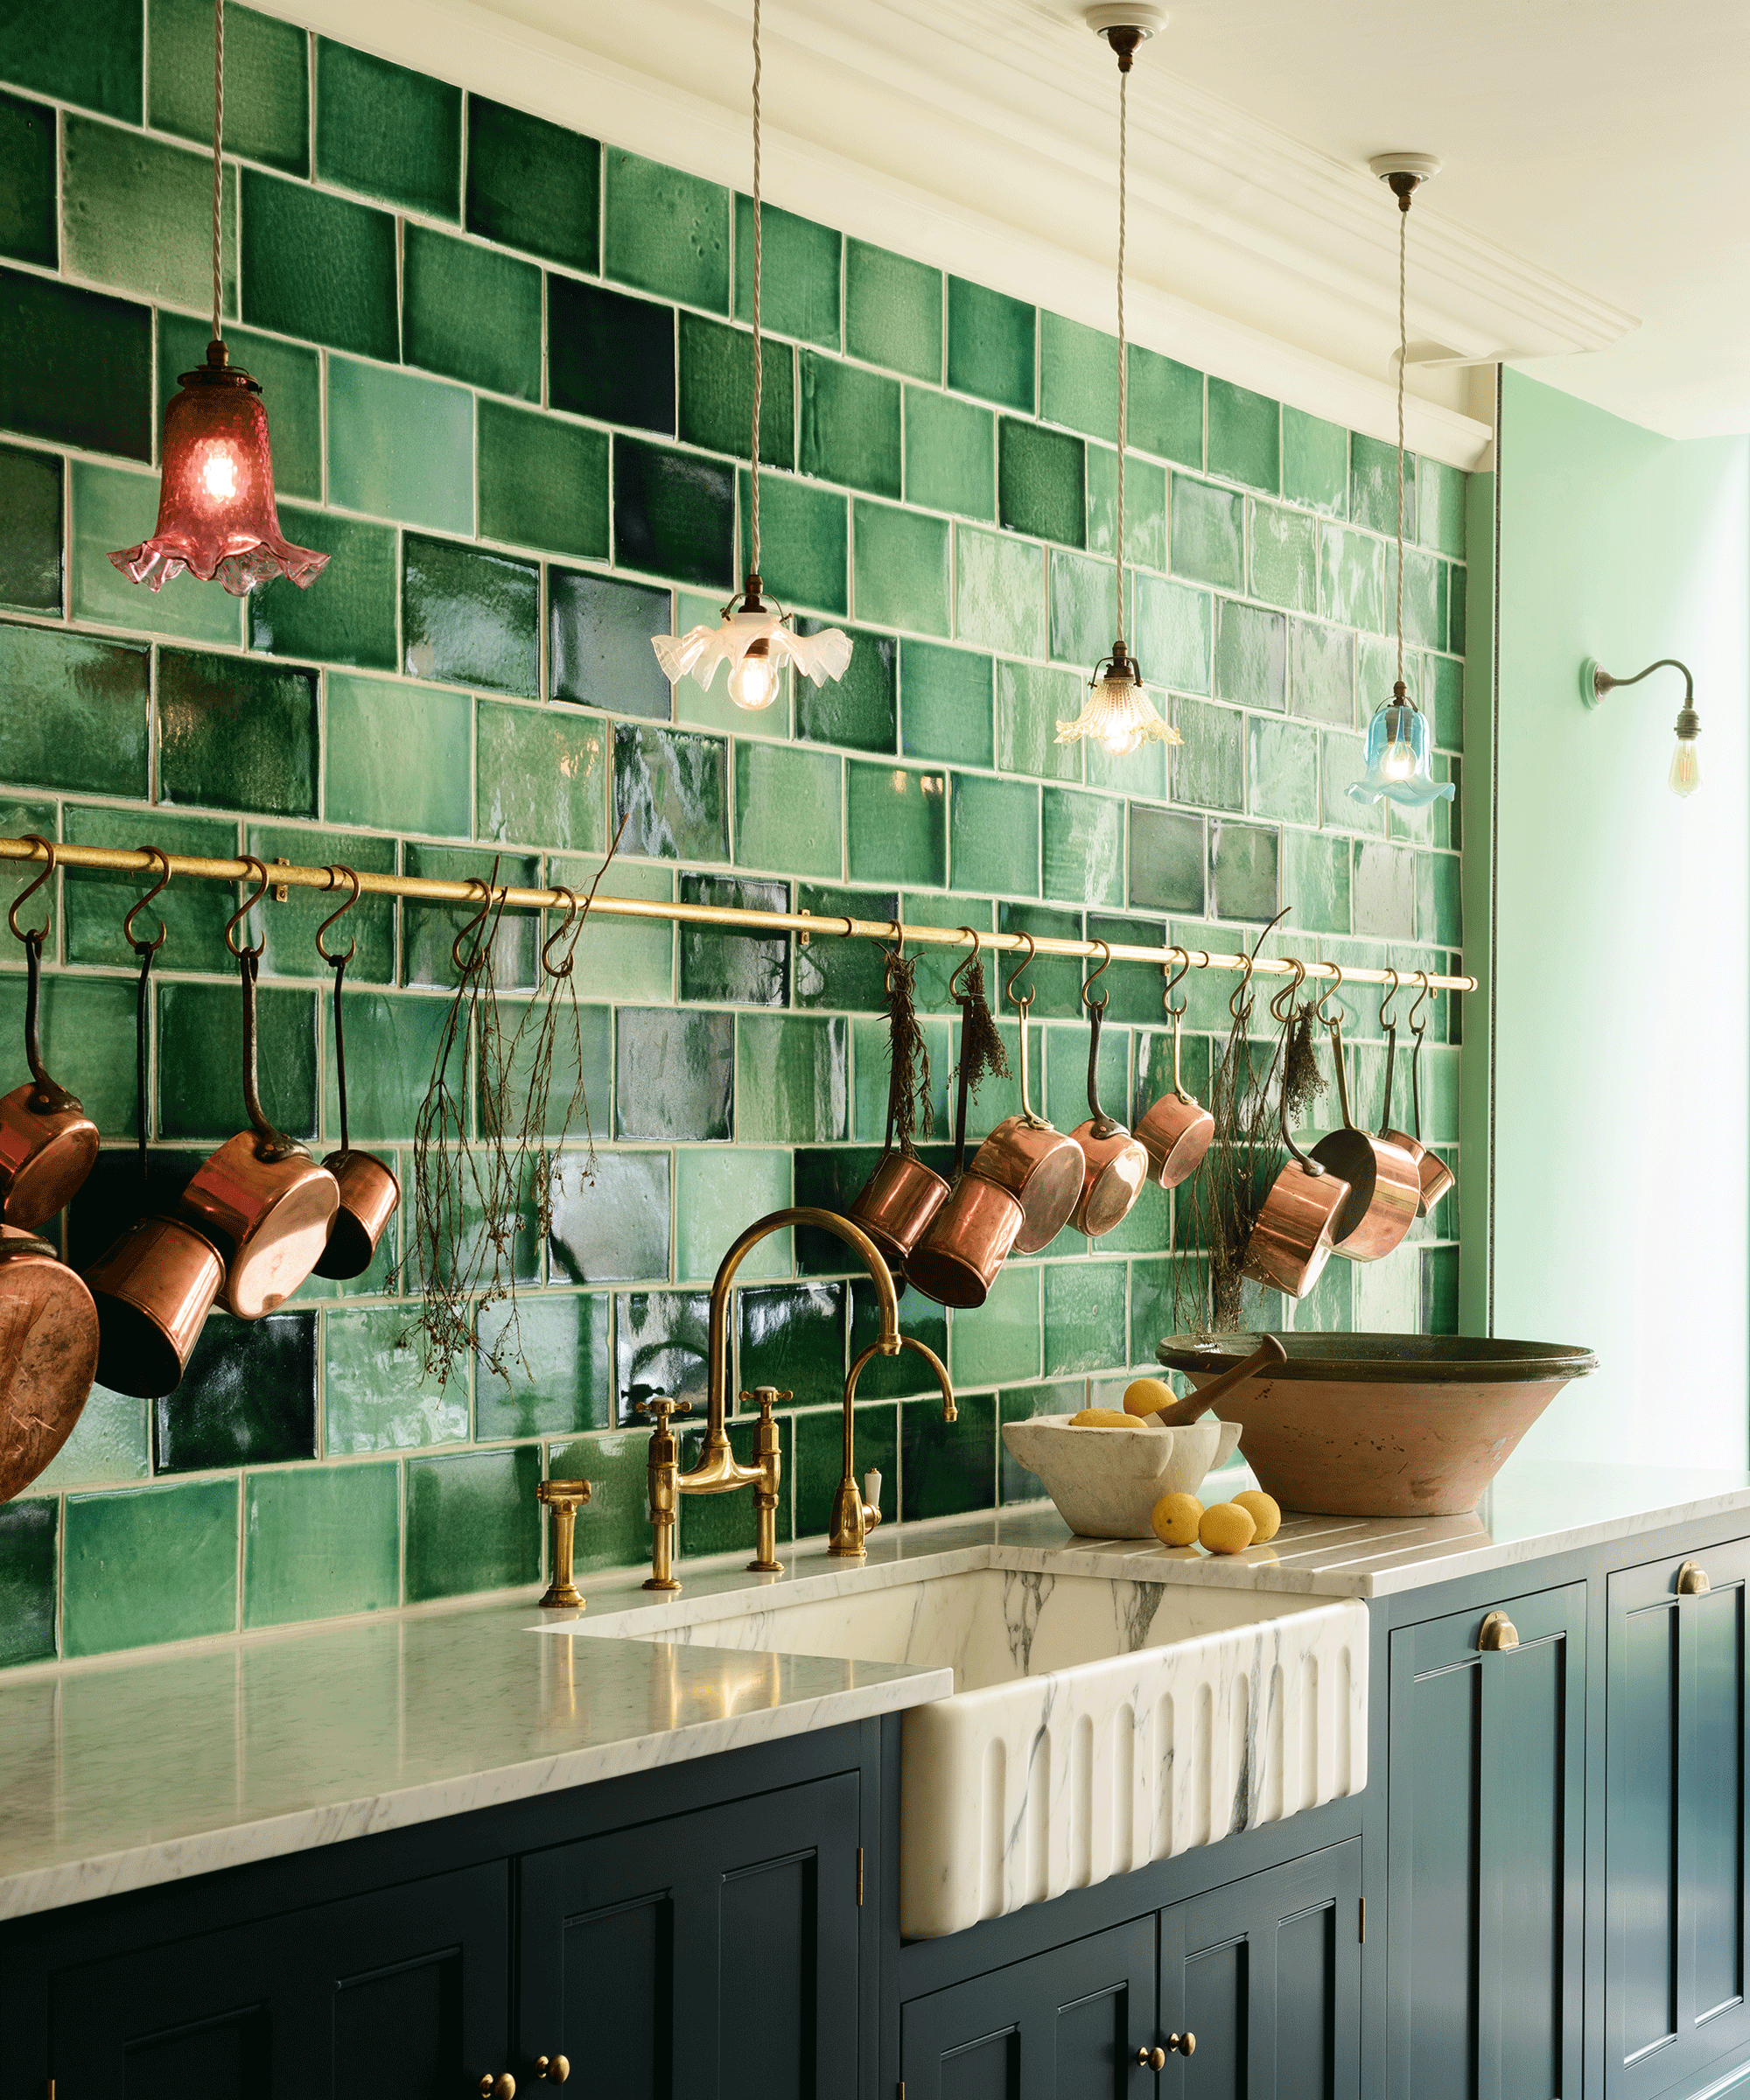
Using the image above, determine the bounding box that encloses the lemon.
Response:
[1069,1406,1135,1427]
[1231,1488,1281,1543]
[1152,1492,1202,1546]
[1124,1376,1174,1419]
[1199,1502,1257,1555]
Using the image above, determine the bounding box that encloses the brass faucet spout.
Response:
[830,1334,956,1558]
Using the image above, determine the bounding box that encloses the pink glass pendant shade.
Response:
[109,346,328,597]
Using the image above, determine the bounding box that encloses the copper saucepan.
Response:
[961,934,1083,1254]
[1135,948,1215,1190]
[1407,970,1456,1217]
[0,838,99,1229]
[1243,965,1352,1299]
[0,1224,101,1500]
[311,866,400,1279]
[1370,970,1435,1214]
[1308,970,1419,1262]
[850,938,948,1273]
[1067,942,1148,1237]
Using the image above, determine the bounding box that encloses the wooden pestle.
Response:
[1151,1334,1287,1427]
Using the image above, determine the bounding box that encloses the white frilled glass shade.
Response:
[1056,653,1180,759]
[653,605,853,709]
[1346,698,1455,809]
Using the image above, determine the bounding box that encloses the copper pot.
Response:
[1134,960,1214,1190]
[0,843,99,1229]
[962,948,1082,1253]
[906,995,1024,1309]
[1067,972,1147,1238]
[849,941,948,1272]
[311,869,401,1279]
[1308,1008,1419,1262]
[1243,1009,1351,1300]
[0,1225,101,1499]
[1373,1005,1434,1207]
[84,1214,225,1399]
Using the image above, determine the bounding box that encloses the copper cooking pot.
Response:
[1307,986,1419,1262]
[962,939,1082,1254]
[0,839,99,1229]
[1243,984,1352,1300]
[1406,970,1455,1217]
[904,986,1025,1309]
[311,867,400,1279]
[849,942,948,1273]
[1135,948,1215,1190]
[0,1225,101,1499]
[1067,947,1147,1238]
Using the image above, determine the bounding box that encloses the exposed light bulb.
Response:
[1669,735,1702,798]
[1382,730,1414,781]
[200,446,239,500]
[726,644,780,711]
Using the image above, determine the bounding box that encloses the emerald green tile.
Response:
[1417,850,1462,946]
[1127,803,1205,914]
[1040,312,1117,443]
[792,885,897,1017]
[734,194,840,349]
[402,222,542,401]
[603,150,729,312]
[1290,618,1354,726]
[853,501,949,637]
[737,468,846,615]
[326,1303,467,1452]
[679,872,788,1005]
[901,1387,994,1522]
[1049,549,1129,673]
[0,618,148,794]
[1207,379,1279,494]
[1130,1256,1194,1367]
[64,116,235,316]
[676,1146,791,1281]
[476,699,606,851]
[1351,430,1414,539]
[406,1446,540,1602]
[551,569,671,719]
[315,37,459,217]
[64,803,234,967]
[1352,841,1415,940]
[1041,786,1124,909]
[1132,575,1211,695]
[615,1005,732,1140]
[1,266,152,460]
[150,0,307,172]
[250,504,397,669]
[0,795,54,933]
[1214,599,1286,710]
[1,0,141,119]
[314,989,444,1140]
[158,976,317,1140]
[326,356,472,534]
[676,1413,794,1557]
[1319,522,1385,633]
[1429,654,1463,752]
[788,1147,874,1266]
[800,353,900,498]
[1043,1261,1127,1376]
[995,662,1082,782]
[613,719,728,860]
[67,458,240,645]
[1418,457,1466,559]
[617,1288,710,1418]
[242,1460,398,1628]
[1170,475,1243,592]
[899,640,991,767]
[903,388,994,520]
[1086,445,1166,573]
[846,760,946,887]
[546,1428,651,1573]
[947,277,1033,412]
[1281,407,1348,516]
[796,1400,895,1535]
[403,533,538,696]
[736,1013,848,1143]
[1208,819,1279,922]
[1282,827,1350,935]
[733,739,842,878]
[157,647,316,816]
[403,842,539,991]
[951,1261,1040,1386]
[63,1478,236,1657]
[846,1273,948,1397]
[476,1292,612,1438]
[325,672,470,837]
[1247,715,1319,825]
[998,419,1085,548]
[850,1010,952,1144]
[951,773,1038,898]
[1448,564,1467,656]
[996,900,1083,1018]
[479,399,608,563]
[1421,1245,1459,1334]
[0,1495,55,1662]
[0,441,60,613]
[1094,1170,1172,1257]
[158,1311,315,1471]
[1172,696,1244,811]
[1250,499,1318,613]
[1127,346,1202,468]
[0,969,138,1136]
[159,314,318,502]
[999,1382,1084,1500]
[548,1149,668,1284]
[677,312,793,468]
[0,91,56,268]
[466,95,598,272]
[845,239,941,382]
[739,1279,844,1397]
[550,278,676,436]
[613,437,734,592]
[239,168,396,361]
[955,526,1045,659]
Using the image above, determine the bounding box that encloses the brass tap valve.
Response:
[535,1478,592,1609]
[742,1386,789,1575]
[830,1334,956,1558]
[637,1394,691,1592]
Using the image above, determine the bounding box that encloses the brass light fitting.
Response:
[1581,655,1703,798]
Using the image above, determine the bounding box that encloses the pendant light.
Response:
[1348,155,1453,811]
[654,0,850,708]
[1056,7,1178,760]
[109,0,326,595]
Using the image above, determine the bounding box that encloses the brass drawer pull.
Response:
[480,2076,515,2099]
[1478,1611,1519,1652]
[1137,2044,1166,2069]
[1169,2031,1197,2055]
[536,2058,570,2084]
[1677,1560,1711,1596]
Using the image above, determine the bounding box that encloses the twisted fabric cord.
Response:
[1115,66,1127,646]
[212,0,224,346]
[1396,200,1405,690]
[748,0,763,575]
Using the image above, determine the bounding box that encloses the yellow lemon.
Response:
[1124,1376,1175,1419]
[1199,1502,1257,1555]
[1151,1492,1202,1547]
[1069,1407,1135,1427]
[1232,1488,1282,1543]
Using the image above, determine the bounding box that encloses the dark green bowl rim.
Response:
[1156,1331,1600,1387]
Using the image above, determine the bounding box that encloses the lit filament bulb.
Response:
[1382,724,1414,780]
[727,641,780,710]
[1670,734,1701,798]
[201,447,239,501]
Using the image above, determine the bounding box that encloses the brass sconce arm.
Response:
[830,1335,956,1558]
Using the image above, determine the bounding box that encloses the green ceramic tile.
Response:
[901,1386,994,1522]
[1247,715,1319,826]
[406,1446,540,1602]
[475,699,607,851]
[994,900,1082,1018]
[158,314,318,504]
[1130,1256,1194,1368]
[402,222,541,401]
[1390,542,1447,653]
[1280,407,1348,516]
[614,1005,732,1141]
[1039,312,1117,443]
[788,885,892,1016]
[950,1261,1040,1386]
[2,267,152,460]
[0,617,149,795]
[64,803,233,968]
[1448,564,1466,656]
[466,95,598,272]
[550,569,670,719]
[1207,819,1279,923]
[550,860,668,1011]
[1352,841,1416,940]
[736,1013,848,1143]
[63,115,235,316]
[242,1460,398,1628]
[239,168,396,361]
[676,1146,790,1281]
[898,640,990,767]
[478,399,608,564]
[616,1288,710,1418]
[1131,575,1211,696]
[844,239,941,383]
[947,277,1033,412]
[614,436,735,592]
[738,468,846,615]
[1127,345,1202,468]
[739,1279,844,1398]
[326,672,471,838]
[603,150,728,311]
[677,312,793,468]
[846,760,946,888]
[403,533,538,696]
[903,388,994,521]
[475,1291,612,1438]
[546,1148,668,1284]
[1214,599,1287,711]
[158,976,318,1140]
[1417,849,1462,947]
[1417,456,1466,559]
[955,525,1046,659]
[0,969,136,1138]
[546,1428,652,1573]
[843,1273,948,1399]
[994,662,1082,783]
[1170,475,1243,592]
[998,419,1085,549]
[786,623,886,754]
[487,989,610,1148]
[1086,445,1166,574]
[326,1304,467,1452]
[157,647,317,816]
[0,794,53,925]
[734,194,840,349]
[157,1311,315,1471]
[67,458,240,645]
[1318,523,1385,634]
[1293,1248,1352,1333]
[795,1400,896,1536]
[0,441,60,613]
[1289,618,1354,728]
[1041,787,1123,909]
[1351,430,1414,539]
[799,353,900,498]
[1042,1261,1127,1377]
[1207,379,1279,494]
[0,91,57,268]
[733,739,842,879]
[1282,827,1350,935]
[1,0,141,119]
[150,0,308,172]
[853,501,949,637]
[1250,499,1317,614]
[62,1478,236,1657]
[32,1388,149,1493]
[400,842,537,991]
[850,1010,951,1144]
[1429,654,1463,752]
[550,277,676,437]
[676,1413,794,1557]
[1048,549,1128,676]
[315,38,458,216]
[613,719,728,861]
[250,505,397,669]
[314,990,444,1144]
[1172,697,1243,811]
[678,871,787,1005]
[950,772,1038,898]
[1127,803,1205,914]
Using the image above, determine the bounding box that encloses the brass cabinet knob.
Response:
[480,2077,515,2099]
[1478,1610,1519,1652]
[1677,1560,1711,1596]
[536,2057,570,2084]
[1137,2044,1166,2069]
[1168,2032,1196,2056]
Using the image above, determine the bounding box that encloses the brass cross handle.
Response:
[740,1386,793,1418]
[636,1395,692,1434]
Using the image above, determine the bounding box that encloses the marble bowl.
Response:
[1001,1414,1243,1537]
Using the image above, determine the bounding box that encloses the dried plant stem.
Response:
[882,948,934,1153]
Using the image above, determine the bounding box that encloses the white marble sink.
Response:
[557,1560,1367,1939]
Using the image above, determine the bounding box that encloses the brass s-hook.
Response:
[1409,969,1433,1040]
[1162,947,1193,1018]
[8,835,55,945]
[948,925,983,1001]
[1003,929,1037,1008]
[1270,954,1308,1025]
[224,855,270,959]
[452,857,504,976]
[123,847,172,955]
[541,886,581,979]
[1228,945,1256,1022]
[1378,966,1401,1033]
[1082,937,1111,1013]
[316,865,362,966]
[1314,958,1346,1027]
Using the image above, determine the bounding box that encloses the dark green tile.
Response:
[406,1446,540,1603]
[845,239,941,382]
[149,0,308,173]
[243,1461,399,1628]
[1170,475,1243,591]
[401,843,537,991]
[1281,407,1348,516]
[681,872,788,1004]
[466,95,598,272]
[793,884,897,1012]
[156,1312,315,1471]
[1086,445,1166,573]
[160,313,319,502]
[1319,523,1385,633]
[955,526,1046,659]
[995,662,1082,782]
[614,1006,732,1141]
[1421,1244,1459,1334]
[548,1150,668,1285]
[477,698,606,850]
[250,505,398,670]
[403,533,538,696]
[551,568,671,719]
[316,985,440,1139]
[617,1288,710,1419]
[0,968,136,1138]
[903,388,994,520]
[603,150,729,312]
[476,1291,612,1438]
[158,976,317,1141]
[796,1400,895,1535]
[0,794,56,939]
[736,1013,849,1143]
[64,804,233,969]
[1042,1262,1126,1377]
[550,277,676,436]
[677,1413,794,1557]
[951,773,1038,898]
[479,397,608,562]
[1,0,141,119]
[800,352,900,497]
[677,312,793,468]
[62,1478,236,1657]
[1214,598,1287,710]
[901,1387,994,1522]
[998,900,1084,1018]
[734,194,840,348]
[0,266,151,459]
[0,91,56,267]
[852,501,949,637]
[545,1428,651,1573]
[66,1149,203,1277]
[847,760,946,887]
[325,671,470,836]
[239,168,396,361]
[999,418,1085,548]
[1041,787,1124,909]
[0,1496,56,1664]
[739,1279,844,1398]
[1351,430,1414,539]
[1429,654,1463,752]
[1128,803,1205,914]
[0,620,148,794]
[158,647,317,816]
[1127,345,1202,468]
[1132,575,1211,695]
[1207,379,1279,494]
[614,719,728,861]
[403,221,542,401]
[68,457,242,645]
[947,277,1033,412]
[0,440,60,612]
[795,623,896,753]
[1172,697,1243,811]
[1247,715,1319,826]
[1250,498,1318,613]
[1290,618,1354,726]
[1040,312,1116,443]
[1208,819,1279,922]
[315,37,459,217]
[848,1274,949,1399]
[1448,564,1467,656]
[738,468,847,615]
[614,436,734,592]
[734,740,841,879]
[900,640,991,767]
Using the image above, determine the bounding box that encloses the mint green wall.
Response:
[1491,369,1747,1465]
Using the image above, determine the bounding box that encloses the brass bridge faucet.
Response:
[830,1335,956,1558]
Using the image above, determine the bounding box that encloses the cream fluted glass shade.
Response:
[1056,649,1179,758]
[653,604,852,710]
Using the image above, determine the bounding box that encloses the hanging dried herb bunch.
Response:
[1282,995,1325,1125]
[879,943,934,1153]
[954,935,1010,1100]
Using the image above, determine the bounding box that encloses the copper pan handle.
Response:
[1013,990,1045,1126]
[1327,1012,1360,1131]
[237,950,298,1163]
[1377,1023,1397,1138]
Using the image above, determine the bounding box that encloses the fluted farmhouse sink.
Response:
[557,1559,1367,1939]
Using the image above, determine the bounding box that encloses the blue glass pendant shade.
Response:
[1347,688,1455,809]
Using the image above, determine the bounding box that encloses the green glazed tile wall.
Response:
[0,4,1466,1662]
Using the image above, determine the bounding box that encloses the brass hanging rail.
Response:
[0,836,1475,993]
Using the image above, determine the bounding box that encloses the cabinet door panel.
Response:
[1275,1904,1338,2100]
[1181,1936,1246,2100]
[1614,1600,1680,2070]
[1687,1582,1746,2026]
[1402,1659,1481,2100]
[562,1893,674,2096]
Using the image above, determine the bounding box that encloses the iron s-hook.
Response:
[8,834,55,946]
[123,847,172,956]
[224,855,270,959]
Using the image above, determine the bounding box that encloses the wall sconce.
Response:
[1580,657,1701,798]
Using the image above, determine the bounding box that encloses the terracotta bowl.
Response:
[1000,1414,1243,1537]
[1155,1332,1599,1517]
